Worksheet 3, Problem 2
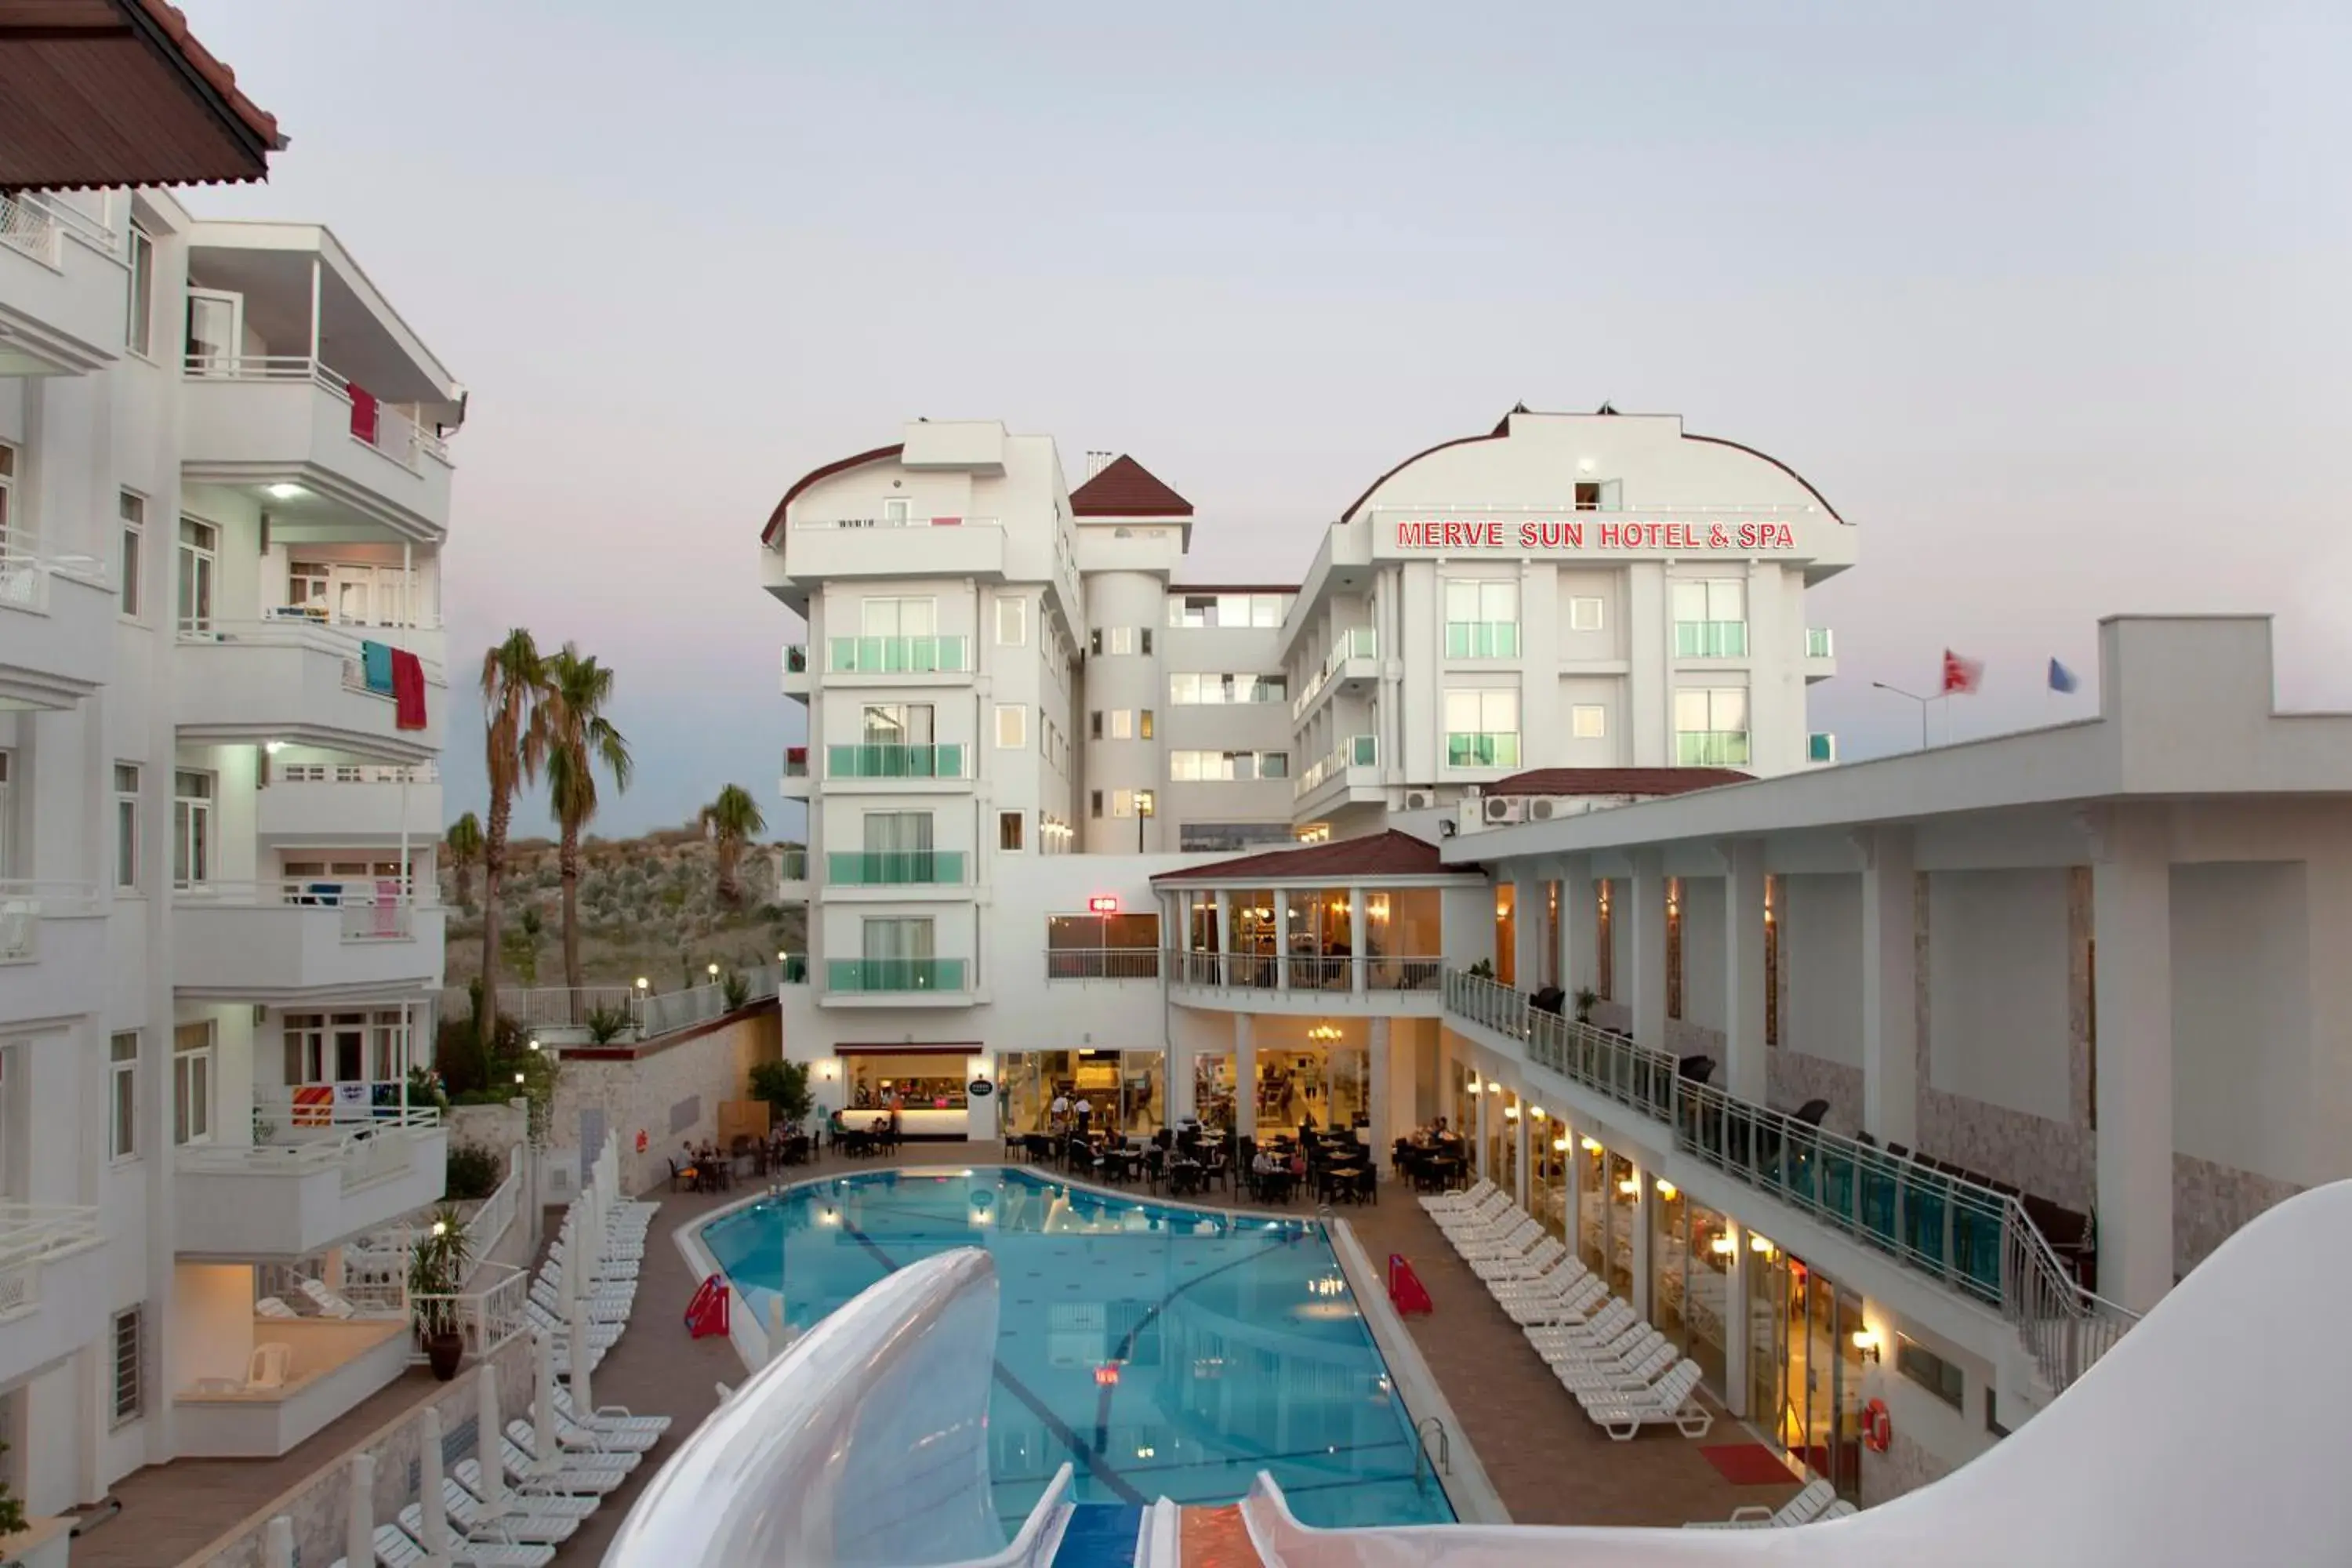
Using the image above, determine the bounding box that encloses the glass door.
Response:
[184,288,244,375]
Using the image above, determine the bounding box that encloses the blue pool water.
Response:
[699,1167,1456,1531]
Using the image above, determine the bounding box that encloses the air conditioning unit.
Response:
[1483,796,1524,826]
[1404,790,1434,811]
[1528,797,1591,822]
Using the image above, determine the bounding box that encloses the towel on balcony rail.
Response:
[360,638,395,694]
[390,647,427,731]
[347,382,379,445]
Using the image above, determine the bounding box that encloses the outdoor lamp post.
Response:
[1871,681,1933,750]
[1136,789,1155,854]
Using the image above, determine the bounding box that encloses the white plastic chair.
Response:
[247,1341,293,1390]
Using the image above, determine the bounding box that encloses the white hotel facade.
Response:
[764,412,2352,1504]
[0,187,456,1516]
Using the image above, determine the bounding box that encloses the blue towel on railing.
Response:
[360,639,394,694]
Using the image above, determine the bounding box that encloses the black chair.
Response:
[1677,1054,1717,1084]
[1531,985,1566,1016]
[1794,1098,1831,1127]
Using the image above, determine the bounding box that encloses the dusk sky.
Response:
[186,2,2351,839]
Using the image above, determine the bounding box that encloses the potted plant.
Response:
[1573,986,1599,1025]
[408,1203,473,1381]
[749,1059,815,1130]
[1466,958,1496,980]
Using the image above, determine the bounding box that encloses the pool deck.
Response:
[544,1143,1799,1563]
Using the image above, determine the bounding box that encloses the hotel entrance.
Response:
[1747,1240,1867,1498]
[998,1048,1166,1138]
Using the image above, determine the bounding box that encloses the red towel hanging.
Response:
[389,648,427,730]
[347,383,379,445]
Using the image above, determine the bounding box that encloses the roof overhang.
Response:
[0,0,286,190]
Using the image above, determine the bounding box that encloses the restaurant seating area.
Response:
[1423,1179,1716,1443]
[998,1121,1386,1207]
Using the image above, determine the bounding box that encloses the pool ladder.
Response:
[1414,1415,1452,1483]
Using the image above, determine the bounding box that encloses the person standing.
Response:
[1073,1092,1094,1138]
[1049,1086,1071,1134]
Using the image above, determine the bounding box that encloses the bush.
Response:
[445,1141,505,1201]
[722,969,751,1010]
[586,1004,632,1044]
[749,1059,814,1126]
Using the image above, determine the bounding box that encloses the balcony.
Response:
[0,881,107,1027]
[781,642,809,698]
[825,743,971,782]
[1445,731,1521,770]
[1804,626,1837,683]
[1291,627,1379,720]
[1294,735,1380,806]
[180,357,452,538]
[1675,730,1752,768]
[1675,620,1750,659]
[174,1103,448,1259]
[1809,732,1838,765]
[782,517,1007,584]
[175,618,445,764]
[0,192,124,376]
[257,764,441,845]
[781,746,811,798]
[824,957,967,997]
[774,848,809,901]
[172,881,444,1002]
[1443,621,1521,660]
[826,636,972,677]
[0,550,114,708]
[1168,950,1443,1014]
[1046,948,1160,982]
[0,1204,107,1390]
[825,850,969,887]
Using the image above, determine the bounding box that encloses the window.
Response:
[1673,688,1751,766]
[1168,750,1288,782]
[1179,822,1298,853]
[176,517,216,633]
[172,770,213,885]
[1573,481,1601,510]
[117,491,144,615]
[1090,790,1104,819]
[862,702,934,745]
[999,811,1024,851]
[111,1306,144,1427]
[1088,630,1102,656]
[1167,592,1290,628]
[1445,579,1520,659]
[861,596,936,636]
[883,497,911,524]
[1090,710,1102,740]
[281,1010,407,1083]
[114,763,140,890]
[1444,689,1521,768]
[126,223,154,356]
[286,558,329,613]
[1142,629,1153,655]
[1570,704,1607,739]
[1671,579,1748,658]
[1109,710,1133,740]
[1169,673,1287,705]
[1111,789,1134,818]
[172,1021,213,1145]
[0,443,13,557]
[1897,1334,1966,1411]
[996,596,1026,645]
[1140,709,1154,739]
[995,703,1026,750]
[1567,596,1605,633]
[109,1033,138,1160]
[1110,626,1134,656]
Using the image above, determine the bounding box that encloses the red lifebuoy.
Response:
[635,1129,648,1154]
[1862,1397,1892,1454]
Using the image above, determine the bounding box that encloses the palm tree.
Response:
[479,630,550,1067]
[701,784,767,906]
[506,906,546,986]
[541,644,632,1004]
[445,812,484,910]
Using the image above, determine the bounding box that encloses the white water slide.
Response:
[607,1181,2352,1566]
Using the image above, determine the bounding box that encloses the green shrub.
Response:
[444,1142,504,1201]
[586,1004,632,1044]
[748,1059,813,1126]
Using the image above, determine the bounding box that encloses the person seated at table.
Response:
[1254,1145,1282,1178]
[1286,1145,1308,1180]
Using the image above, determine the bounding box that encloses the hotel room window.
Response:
[995,704,1026,750]
[1672,579,1748,659]
[1674,688,1751,767]
[119,491,144,615]
[1000,811,1024,851]
[1443,689,1520,768]
[996,596,1026,645]
[1444,580,1520,659]
[1568,596,1605,633]
[1570,705,1606,739]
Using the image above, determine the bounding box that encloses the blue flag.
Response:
[2048,658,2079,695]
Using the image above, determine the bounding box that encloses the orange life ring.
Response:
[635,1129,649,1154]
[1862,1397,1892,1454]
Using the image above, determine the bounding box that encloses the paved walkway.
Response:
[545,1143,1795,1562]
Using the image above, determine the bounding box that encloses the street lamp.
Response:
[708,962,720,982]
[1871,681,1933,750]
[1135,789,1155,854]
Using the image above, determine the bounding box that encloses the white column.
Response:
[1167,1019,1196,1124]
[307,254,322,361]
[1273,890,1290,991]
[2092,805,2174,1314]
[1367,1015,1392,1150]
[1723,1219,1750,1417]
[1213,890,1231,985]
[1722,838,1769,1102]
[1858,827,1918,1144]
[1512,876,1542,993]
[1512,1091,1531,1210]
[1348,885,1366,994]
[1473,1075,1490,1180]
[1234,1014,1257,1138]
[1627,1153,1653,1319]
[1630,848,1668,1049]
[1561,1120,1583,1254]
[1559,856,1592,1000]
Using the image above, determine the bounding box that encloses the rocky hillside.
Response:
[441,824,807,989]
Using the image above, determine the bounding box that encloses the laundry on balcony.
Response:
[347,381,379,444]
[359,638,395,694]
[390,647,428,730]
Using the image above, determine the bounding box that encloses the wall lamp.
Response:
[1852,1329,1883,1364]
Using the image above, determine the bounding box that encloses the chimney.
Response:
[1085,451,1114,481]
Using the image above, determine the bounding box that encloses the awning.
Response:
[833,1043,982,1056]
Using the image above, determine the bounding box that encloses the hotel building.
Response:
[763,415,2352,1504]
[0,177,459,1515]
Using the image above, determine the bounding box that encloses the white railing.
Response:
[273,760,441,786]
[0,1203,103,1318]
[0,192,60,266]
[0,547,108,614]
[1290,626,1379,720]
[0,880,104,963]
[443,985,635,1032]
[409,1261,529,1364]
[775,848,808,880]
[175,616,447,682]
[180,354,451,468]
[1171,950,1443,993]
[636,964,783,1038]
[793,514,1001,531]
[174,880,426,942]
[459,1145,524,1260]
[186,1102,439,1193]
[256,602,445,633]
[1294,735,1380,798]
[1044,947,1160,982]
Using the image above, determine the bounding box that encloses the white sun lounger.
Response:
[452,1460,601,1520]
[1686,1477,1838,1529]
[400,1477,579,1545]
[1581,1360,1713,1440]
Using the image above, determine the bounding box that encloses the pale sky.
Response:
[183,1,2352,837]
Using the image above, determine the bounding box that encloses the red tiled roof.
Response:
[1152,829,1457,884]
[1488,767,1752,797]
[1070,455,1193,518]
[759,442,904,546]
[0,0,288,190]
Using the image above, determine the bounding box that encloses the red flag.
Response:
[1941,648,1984,695]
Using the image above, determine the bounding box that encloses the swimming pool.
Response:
[699,1167,1457,1532]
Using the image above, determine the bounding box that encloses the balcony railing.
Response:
[794,515,1001,532]
[1446,731,1521,769]
[1443,621,1521,659]
[1047,948,1160,982]
[1294,735,1378,799]
[782,643,808,674]
[0,549,109,613]
[1291,627,1378,719]
[0,1203,103,1317]
[1439,967,2135,1396]
[176,879,423,942]
[826,743,969,779]
[826,850,967,886]
[1675,730,1751,768]
[775,848,808,880]
[779,953,809,983]
[0,880,103,963]
[1174,951,1443,993]
[176,616,446,686]
[826,957,967,993]
[828,635,971,674]
[784,746,809,778]
[181,354,451,469]
[1806,626,1835,659]
[407,1261,530,1364]
[1675,619,1749,659]
[0,191,61,265]
[1809,732,1838,764]
[182,1103,442,1195]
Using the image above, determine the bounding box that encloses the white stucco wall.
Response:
[2169,860,2310,1185]
[1781,872,1862,1067]
[1678,877,1727,1035]
[1926,869,2070,1123]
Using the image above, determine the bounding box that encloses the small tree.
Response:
[408,1204,474,1339]
[749,1059,815,1127]
[445,811,485,910]
[1573,986,1599,1025]
[721,969,751,1010]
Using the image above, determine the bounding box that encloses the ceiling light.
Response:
[266,483,306,500]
